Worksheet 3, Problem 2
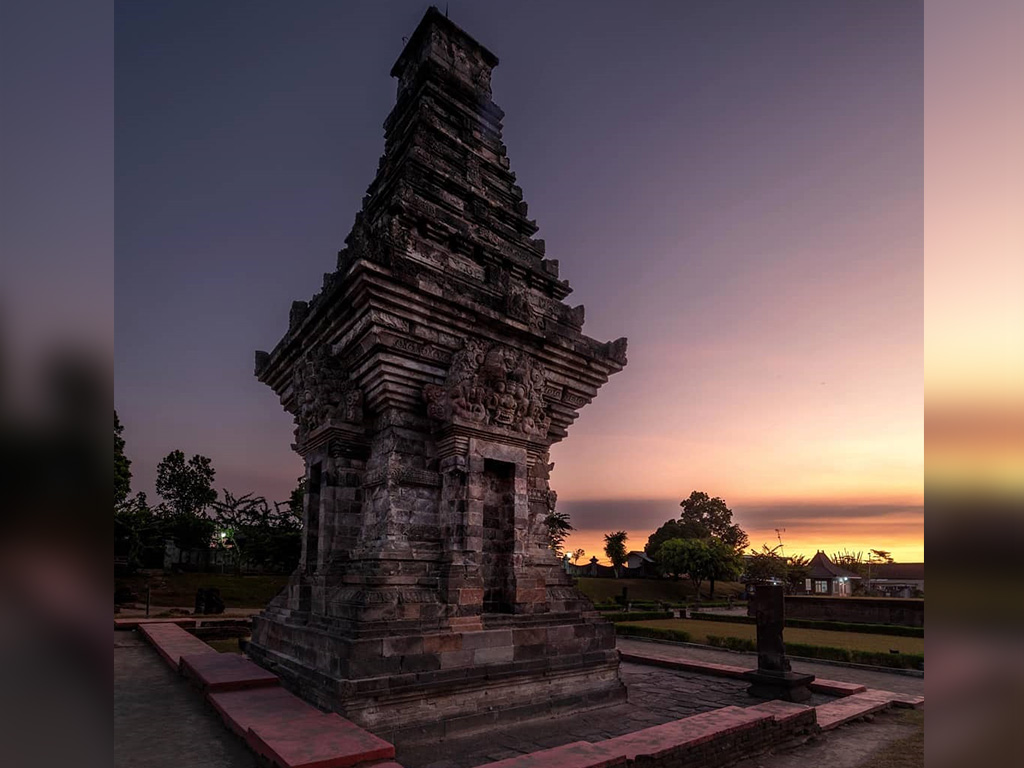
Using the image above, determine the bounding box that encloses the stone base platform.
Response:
[743,669,816,703]
[247,610,627,742]
[482,702,818,768]
[132,620,397,768]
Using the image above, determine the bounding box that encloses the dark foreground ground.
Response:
[114,632,923,768]
[114,630,257,768]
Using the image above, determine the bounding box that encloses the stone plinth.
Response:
[247,7,628,738]
[744,584,814,702]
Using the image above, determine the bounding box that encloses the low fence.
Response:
[775,596,924,627]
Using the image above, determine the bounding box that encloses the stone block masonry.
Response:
[480,703,818,768]
[246,5,628,738]
[134,620,397,768]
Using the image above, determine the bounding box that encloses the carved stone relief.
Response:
[424,339,551,437]
[289,345,364,442]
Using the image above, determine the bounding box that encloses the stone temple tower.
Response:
[248,7,629,740]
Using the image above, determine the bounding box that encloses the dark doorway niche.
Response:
[481,458,516,613]
[306,462,322,575]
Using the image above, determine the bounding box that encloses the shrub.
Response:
[705,635,756,652]
[600,611,673,622]
[616,624,923,670]
[684,612,923,637]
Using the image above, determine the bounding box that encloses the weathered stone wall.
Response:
[782,596,924,627]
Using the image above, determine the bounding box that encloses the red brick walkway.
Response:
[616,638,924,696]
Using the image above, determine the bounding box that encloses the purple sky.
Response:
[115,2,923,560]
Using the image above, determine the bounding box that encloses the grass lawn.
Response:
[616,618,925,655]
[116,572,289,607]
[576,578,745,604]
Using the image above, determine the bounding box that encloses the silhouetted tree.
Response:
[870,549,894,564]
[114,491,162,570]
[604,531,628,577]
[744,544,789,584]
[156,450,217,516]
[155,450,218,553]
[114,410,132,506]
[656,538,713,597]
[571,548,586,565]
[786,553,811,592]
[545,509,574,557]
[644,519,687,561]
[706,538,742,597]
[678,491,749,551]
[831,549,866,576]
[287,475,306,518]
[212,490,302,573]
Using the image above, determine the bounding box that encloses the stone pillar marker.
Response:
[245,6,628,741]
[743,583,815,702]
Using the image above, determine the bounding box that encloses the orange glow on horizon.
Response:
[564,530,924,568]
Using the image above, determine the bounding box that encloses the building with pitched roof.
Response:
[867,562,924,597]
[796,551,862,597]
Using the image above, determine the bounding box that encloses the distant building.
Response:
[866,562,924,597]
[795,551,862,597]
[626,550,654,570]
[562,552,657,578]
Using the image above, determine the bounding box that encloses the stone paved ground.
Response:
[114,631,921,768]
[732,708,924,768]
[616,638,925,696]
[114,631,257,768]
[394,662,834,768]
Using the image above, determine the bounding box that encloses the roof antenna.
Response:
[445,4,449,18]
[775,528,786,559]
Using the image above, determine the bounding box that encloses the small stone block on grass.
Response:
[247,712,395,768]
[180,652,280,693]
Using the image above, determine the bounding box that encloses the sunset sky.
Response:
[115,2,923,563]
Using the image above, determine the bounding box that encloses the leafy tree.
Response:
[831,549,866,576]
[212,490,302,573]
[644,519,687,561]
[745,546,812,593]
[114,410,132,506]
[744,543,789,585]
[544,509,574,557]
[571,548,586,565]
[864,549,895,595]
[706,538,743,597]
[678,491,749,551]
[156,450,217,516]
[155,450,218,554]
[287,475,306,518]
[655,536,690,580]
[656,538,715,597]
[114,492,162,570]
[155,503,216,554]
[786,553,811,592]
[657,538,741,599]
[870,549,894,564]
[603,531,628,577]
